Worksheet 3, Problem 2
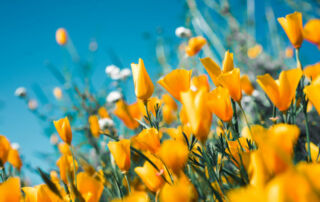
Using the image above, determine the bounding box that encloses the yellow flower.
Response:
[247,151,269,188]
[58,142,71,155]
[285,46,294,58]
[56,154,78,184]
[98,106,110,118]
[247,44,263,59]
[138,97,162,118]
[162,94,178,124]
[218,68,242,102]
[228,186,266,202]
[278,12,303,49]
[304,77,320,115]
[190,74,210,92]
[0,177,21,202]
[304,19,320,49]
[240,75,254,95]
[55,28,68,46]
[208,86,233,122]
[185,36,206,56]
[257,68,302,112]
[180,88,212,143]
[107,139,131,173]
[306,142,319,163]
[88,115,100,138]
[23,184,64,202]
[158,69,192,102]
[113,99,141,130]
[131,128,161,154]
[77,172,104,202]
[158,139,189,173]
[0,135,11,164]
[304,62,320,80]
[112,191,150,202]
[53,117,72,145]
[7,148,22,171]
[226,137,250,168]
[160,173,198,202]
[200,51,235,86]
[131,58,154,100]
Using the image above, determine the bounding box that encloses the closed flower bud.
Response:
[55,28,68,46]
[53,117,72,145]
[107,139,131,173]
[278,12,303,49]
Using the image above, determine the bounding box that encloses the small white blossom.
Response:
[14,87,27,97]
[252,90,260,98]
[119,68,131,80]
[106,91,122,103]
[28,99,38,110]
[99,118,114,129]
[11,142,20,150]
[175,26,192,38]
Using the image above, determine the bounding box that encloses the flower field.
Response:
[1,0,320,201]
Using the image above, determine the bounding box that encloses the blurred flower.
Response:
[304,77,320,115]
[105,65,123,80]
[89,39,98,52]
[131,128,160,154]
[278,12,303,49]
[131,58,154,100]
[53,87,63,100]
[162,94,178,124]
[55,28,68,46]
[53,117,72,145]
[222,50,234,72]
[98,107,110,118]
[0,177,21,202]
[50,133,59,145]
[158,69,192,101]
[98,118,114,129]
[257,68,302,112]
[218,68,242,102]
[89,115,100,138]
[14,87,27,97]
[285,47,294,58]
[119,68,132,80]
[306,142,319,163]
[113,100,141,129]
[185,36,206,56]
[0,135,11,164]
[175,26,192,38]
[240,75,254,95]
[58,142,71,155]
[247,44,263,59]
[23,184,64,201]
[208,86,233,122]
[304,62,320,80]
[106,91,122,103]
[56,154,78,184]
[304,19,320,49]
[7,148,22,171]
[181,88,212,143]
[107,139,131,173]
[190,74,210,92]
[27,99,38,111]
[10,142,19,150]
[77,172,104,202]
[112,191,150,202]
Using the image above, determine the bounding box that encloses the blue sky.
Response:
[0,0,319,183]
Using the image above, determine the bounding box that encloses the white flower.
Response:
[175,26,192,38]
[106,91,122,103]
[119,68,131,80]
[105,65,120,75]
[28,99,38,110]
[99,118,114,129]
[11,142,20,150]
[14,87,27,97]
[252,90,260,98]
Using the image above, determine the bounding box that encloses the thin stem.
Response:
[304,110,312,162]
[231,100,240,137]
[124,173,131,193]
[238,102,251,134]
[295,48,302,69]
[70,146,77,185]
[143,100,153,127]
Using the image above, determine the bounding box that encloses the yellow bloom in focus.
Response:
[0,177,21,202]
[53,87,63,100]
[131,128,161,154]
[112,191,150,202]
[158,139,189,173]
[7,148,22,171]
[55,28,68,46]
[306,142,319,163]
[53,117,72,145]
[160,173,198,202]
[180,88,212,143]
[208,86,233,122]
[240,75,254,95]
[158,69,192,102]
[222,50,234,73]
[107,139,131,173]
[190,74,210,92]
[304,77,320,115]
[218,68,242,102]
[77,172,104,202]
[304,19,320,49]
[257,68,302,112]
[89,115,100,137]
[278,12,303,49]
[113,100,141,130]
[56,154,78,184]
[131,58,154,100]
[185,36,206,56]
[247,44,263,59]
[98,106,110,118]
[304,62,320,80]
[134,157,165,192]
[0,135,11,164]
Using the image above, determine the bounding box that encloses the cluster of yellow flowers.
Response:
[1,11,320,202]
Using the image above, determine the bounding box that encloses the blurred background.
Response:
[0,0,319,183]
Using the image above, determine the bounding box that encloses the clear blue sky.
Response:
[0,0,319,183]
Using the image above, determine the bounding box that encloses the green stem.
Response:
[238,102,251,134]
[144,100,153,127]
[304,110,312,162]
[124,173,131,193]
[295,48,302,69]
[231,100,240,138]
[70,146,77,185]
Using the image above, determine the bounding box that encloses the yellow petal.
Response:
[200,57,221,86]
[208,86,233,122]
[304,81,320,115]
[218,68,242,102]
[278,12,303,48]
[77,172,104,202]
[240,75,254,95]
[256,73,279,109]
[222,50,234,72]
[53,117,72,145]
[0,177,21,202]
[185,36,206,56]
[304,19,320,48]
[108,139,131,172]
